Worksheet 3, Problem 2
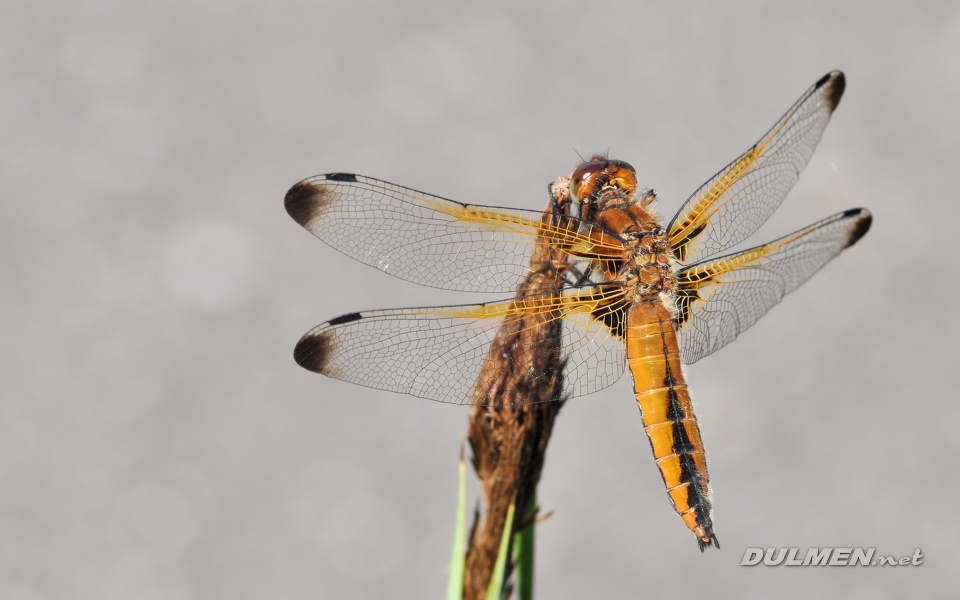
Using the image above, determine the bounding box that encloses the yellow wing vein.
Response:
[667,71,845,264]
[294,285,631,404]
[674,207,870,364]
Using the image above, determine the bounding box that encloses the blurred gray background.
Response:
[3,1,957,598]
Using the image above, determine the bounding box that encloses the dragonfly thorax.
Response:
[585,191,680,299]
[617,226,679,299]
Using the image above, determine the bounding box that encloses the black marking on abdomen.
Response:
[663,383,698,456]
[659,322,710,521]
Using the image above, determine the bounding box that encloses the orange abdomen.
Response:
[626,299,717,550]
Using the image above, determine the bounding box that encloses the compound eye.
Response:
[603,159,638,194]
[569,159,639,203]
[569,160,607,203]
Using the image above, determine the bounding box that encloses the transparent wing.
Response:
[668,71,846,264]
[675,208,871,364]
[293,285,629,405]
[285,173,625,293]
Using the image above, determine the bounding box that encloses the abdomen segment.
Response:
[627,299,717,550]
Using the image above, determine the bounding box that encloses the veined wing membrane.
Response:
[675,208,871,364]
[293,284,629,405]
[285,173,625,293]
[668,71,846,264]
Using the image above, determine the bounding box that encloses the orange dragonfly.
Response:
[286,71,870,551]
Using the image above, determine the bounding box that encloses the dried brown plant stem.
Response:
[462,178,572,600]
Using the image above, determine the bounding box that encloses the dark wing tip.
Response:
[818,70,846,112]
[293,328,335,374]
[842,208,872,248]
[284,179,334,228]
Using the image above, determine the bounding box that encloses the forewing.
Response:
[285,173,624,293]
[293,285,629,405]
[668,71,846,264]
[675,208,871,364]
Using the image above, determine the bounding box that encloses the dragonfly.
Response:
[285,71,871,551]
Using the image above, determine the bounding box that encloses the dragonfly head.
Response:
[569,158,638,209]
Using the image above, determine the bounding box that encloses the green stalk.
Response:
[485,503,516,600]
[446,453,468,600]
[513,493,536,600]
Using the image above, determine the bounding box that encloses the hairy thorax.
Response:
[589,189,679,303]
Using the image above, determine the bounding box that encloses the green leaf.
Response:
[514,494,536,600]
[446,452,468,600]
[485,503,516,600]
